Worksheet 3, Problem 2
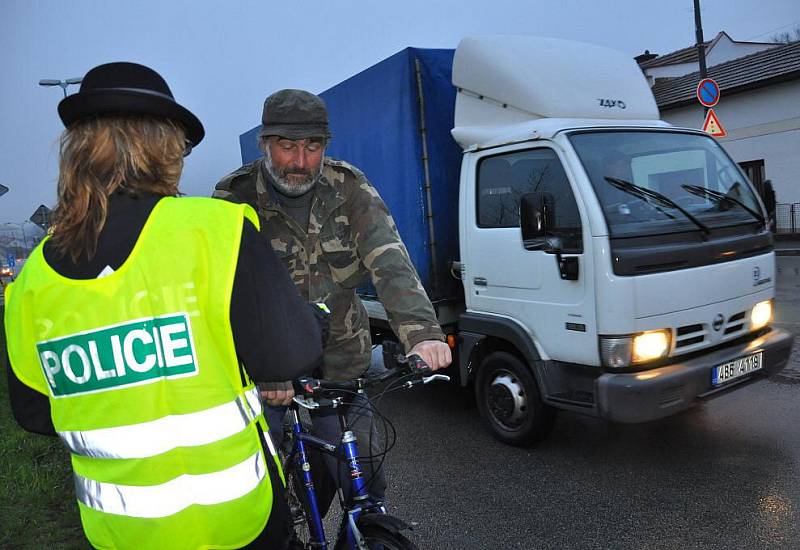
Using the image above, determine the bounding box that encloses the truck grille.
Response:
[674,311,747,351]
[724,312,746,335]
[675,324,706,349]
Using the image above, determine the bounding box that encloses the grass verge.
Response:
[0,305,86,548]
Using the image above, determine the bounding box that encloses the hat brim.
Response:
[258,124,331,141]
[58,89,205,146]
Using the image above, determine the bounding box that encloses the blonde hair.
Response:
[50,115,186,262]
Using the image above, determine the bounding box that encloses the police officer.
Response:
[5,63,322,549]
[214,89,452,509]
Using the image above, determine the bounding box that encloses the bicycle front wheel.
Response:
[336,524,418,550]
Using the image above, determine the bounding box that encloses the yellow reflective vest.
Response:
[5,197,278,549]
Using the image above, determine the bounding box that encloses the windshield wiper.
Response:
[680,183,765,225]
[604,176,710,237]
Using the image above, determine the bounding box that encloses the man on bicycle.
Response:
[213,88,451,507]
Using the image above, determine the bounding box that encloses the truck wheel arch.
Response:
[458,312,544,388]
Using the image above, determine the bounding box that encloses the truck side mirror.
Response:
[520,192,579,281]
[520,192,555,250]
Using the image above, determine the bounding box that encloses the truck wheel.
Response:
[475,351,555,446]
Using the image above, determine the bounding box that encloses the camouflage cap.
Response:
[259,89,332,140]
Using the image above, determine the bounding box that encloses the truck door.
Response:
[462,145,597,365]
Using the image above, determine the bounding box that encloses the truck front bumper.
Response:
[595,327,794,423]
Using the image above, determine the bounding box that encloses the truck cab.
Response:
[453,36,793,445]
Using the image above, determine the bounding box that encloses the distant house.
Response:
[638,31,800,231]
[639,31,777,83]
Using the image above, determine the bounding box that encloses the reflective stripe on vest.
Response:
[58,387,264,459]
[74,450,266,518]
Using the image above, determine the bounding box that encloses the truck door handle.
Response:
[473,277,487,286]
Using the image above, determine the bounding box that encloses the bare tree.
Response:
[771,28,800,44]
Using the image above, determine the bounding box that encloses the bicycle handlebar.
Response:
[292,353,448,408]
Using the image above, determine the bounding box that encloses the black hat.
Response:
[259,89,331,140]
[58,62,205,146]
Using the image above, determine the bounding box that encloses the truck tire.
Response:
[475,351,555,447]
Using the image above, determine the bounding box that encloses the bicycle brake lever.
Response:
[293,395,342,409]
[422,374,450,384]
[292,396,319,410]
[399,374,450,390]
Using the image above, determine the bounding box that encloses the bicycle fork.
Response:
[339,414,375,550]
[291,409,328,547]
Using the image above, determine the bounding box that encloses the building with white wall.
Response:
[638,34,800,231]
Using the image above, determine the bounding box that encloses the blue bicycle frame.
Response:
[286,403,385,549]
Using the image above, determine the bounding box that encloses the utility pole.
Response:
[693,0,709,115]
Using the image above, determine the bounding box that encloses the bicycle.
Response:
[282,353,449,549]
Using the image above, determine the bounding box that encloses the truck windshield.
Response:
[569,130,763,238]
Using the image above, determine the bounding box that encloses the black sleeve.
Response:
[6,354,56,436]
[230,219,323,382]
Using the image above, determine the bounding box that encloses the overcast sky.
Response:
[1,0,798,224]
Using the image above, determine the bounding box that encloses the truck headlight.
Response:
[632,330,671,363]
[750,300,772,331]
[600,329,671,369]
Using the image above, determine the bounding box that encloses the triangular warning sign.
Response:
[702,108,727,137]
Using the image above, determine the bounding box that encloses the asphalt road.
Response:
[3,256,797,549]
[369,256,800,550]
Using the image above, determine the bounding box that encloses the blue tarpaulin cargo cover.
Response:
[240,47,463,301]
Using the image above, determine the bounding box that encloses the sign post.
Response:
[6,252,15,268]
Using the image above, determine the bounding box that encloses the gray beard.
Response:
[264,150,323,197]
[270,170,317,197]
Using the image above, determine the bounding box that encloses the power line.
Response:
[746,19,800,41]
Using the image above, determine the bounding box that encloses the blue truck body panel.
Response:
[240,47,463,300]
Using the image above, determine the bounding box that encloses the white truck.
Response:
[239,35,794,446]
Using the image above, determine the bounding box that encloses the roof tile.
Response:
[652,41,800,109]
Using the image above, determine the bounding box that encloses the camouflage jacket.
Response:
[214,157,444,380]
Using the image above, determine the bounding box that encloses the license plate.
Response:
[712,351,763,386]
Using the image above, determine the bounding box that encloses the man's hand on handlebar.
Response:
[408,339,451,372]
[258,381,295,406]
